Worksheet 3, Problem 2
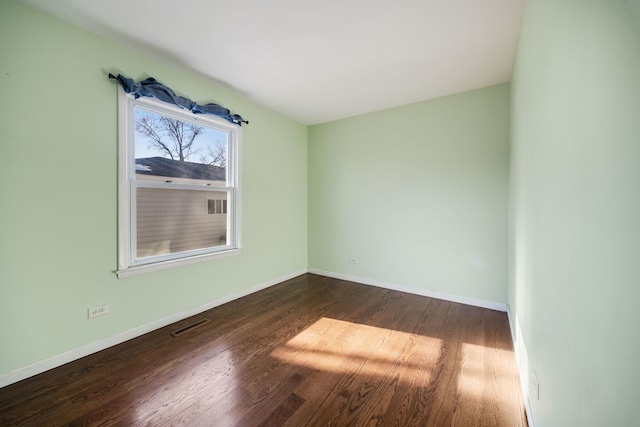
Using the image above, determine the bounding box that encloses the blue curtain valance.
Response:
[109,73,248,126]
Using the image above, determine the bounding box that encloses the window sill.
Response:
[116,248,242,279]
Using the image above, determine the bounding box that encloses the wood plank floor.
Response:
[0,274,528,426]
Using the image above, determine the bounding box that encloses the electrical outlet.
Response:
[532,369,540,400]
[348,257,358,264]
[88,304,109,319]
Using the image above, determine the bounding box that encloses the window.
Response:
[117,89,242,277]
[207,199,227,215]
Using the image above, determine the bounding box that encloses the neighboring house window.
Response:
[117,89,242,277]
[207,199,227,215]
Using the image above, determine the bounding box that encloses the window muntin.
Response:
[118,91,241,276]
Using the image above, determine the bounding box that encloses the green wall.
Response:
[308,85,510,304]
[0,0,307,377]
[509,0,640,425]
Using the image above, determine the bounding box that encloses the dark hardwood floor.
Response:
[0,274,528,426]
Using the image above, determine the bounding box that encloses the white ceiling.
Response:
[22,0,525,125]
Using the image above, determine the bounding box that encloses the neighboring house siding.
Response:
[137,187,227,258]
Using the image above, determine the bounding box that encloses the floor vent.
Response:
[171,318,210,337]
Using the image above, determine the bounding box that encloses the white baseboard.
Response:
[307,268,507,312]
[507,305,535,427]
[0,269,307,389]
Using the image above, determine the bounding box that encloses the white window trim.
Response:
[116,88,242,279]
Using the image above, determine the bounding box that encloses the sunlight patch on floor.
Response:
[271,317,443,386]
[456,342,518,407]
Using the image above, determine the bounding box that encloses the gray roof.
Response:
[135,157,226,181]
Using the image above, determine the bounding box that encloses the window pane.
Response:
[137,187,228,259]
[207,199,216,214]
[134,108,228,185]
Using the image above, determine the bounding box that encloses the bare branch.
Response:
[136,115,175,160]
[136,113,204,162]
[200,141,227,168]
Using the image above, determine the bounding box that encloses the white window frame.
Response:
[116,88,242,278]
